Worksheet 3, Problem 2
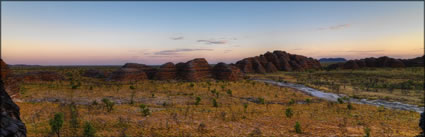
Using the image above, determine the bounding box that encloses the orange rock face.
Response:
[212,62,242,81]
[1,59,11,81]
[154,62,177,80]
[176,58,212,81]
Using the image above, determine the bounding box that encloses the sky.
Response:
[1,2,424,65]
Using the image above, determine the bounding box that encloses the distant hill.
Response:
[319,58,347,62]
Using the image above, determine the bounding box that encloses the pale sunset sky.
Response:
[1,2,423,65]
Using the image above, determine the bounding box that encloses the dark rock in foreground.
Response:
[0,80,27,137]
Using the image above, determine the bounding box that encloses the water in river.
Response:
[254,79,424,113]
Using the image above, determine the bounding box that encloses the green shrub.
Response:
[289,99,295,105]
[294,121,302,134]
[139,104,151,116]
[226,89,233,96]
[243,103,248,112]
[49,112,64,137]
[195,96,201,105]
[83,122,96,137]
[129,85,135,90]
[285,108,293,118]
[258,97,265,104]
[337,98,344,104]
[305,98,311,104]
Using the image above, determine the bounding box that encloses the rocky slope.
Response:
[327,56,424,70]
[236,50,321,73]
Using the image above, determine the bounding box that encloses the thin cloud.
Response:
[170,36,184,40]
[292,48,303,51]
[224,50,232,53]
[197,40,227,45]
[318,24,351,30]
[154,48,213,56]
[345,50,385,53]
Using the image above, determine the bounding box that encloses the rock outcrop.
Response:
[122,63,157,79]
[1,60,20,98]
[236,50,321,73]
[108,68,148,81]
[15,71,64,82]
[327,56,423,70]
[212,63,242,81]
[176,58,212,81]
[0,80,27,137]
[402,56,424,67]
[154,62,177,80]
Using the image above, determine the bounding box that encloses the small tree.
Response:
[243,103,248,112]
[212,98,218,108]
[195,96,201,105]
[102,98,115,112]
[69,103,79,129]
[49,112,64,137]
[294,121,302,134]
[83,122,96,137]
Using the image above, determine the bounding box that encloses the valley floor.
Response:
[16,80,421,136]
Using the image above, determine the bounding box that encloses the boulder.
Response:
[0,80,27,137]
[176,58,212,81]
[235,59,255,73]
[212,62,242,81]
[154,62,177,80]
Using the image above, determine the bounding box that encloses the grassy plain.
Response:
[10,66,423,136]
